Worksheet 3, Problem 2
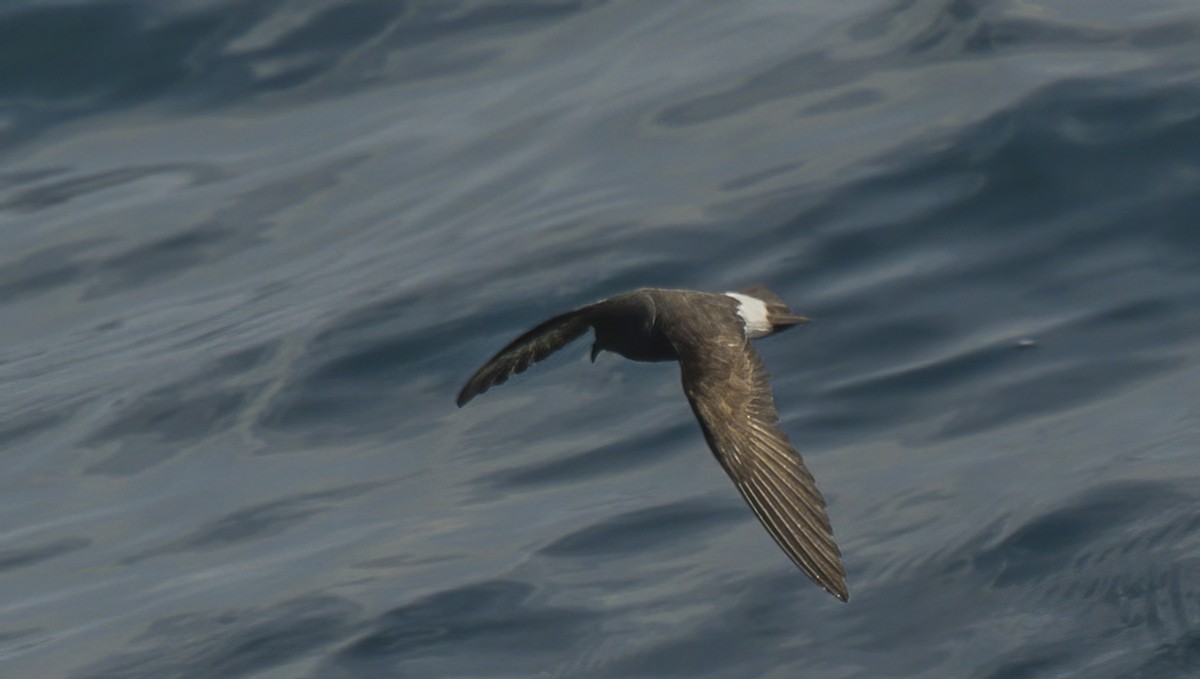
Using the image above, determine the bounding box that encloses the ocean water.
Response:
[3,1,1200,677]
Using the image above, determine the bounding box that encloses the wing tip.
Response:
[456,383,477,407]
[828,583,850,603]
[457,369,507,407]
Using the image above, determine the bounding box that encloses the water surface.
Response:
[3,1,1200,677]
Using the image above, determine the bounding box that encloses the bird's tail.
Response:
[740,284,811,330]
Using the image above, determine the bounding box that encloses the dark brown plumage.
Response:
[457,287,848,601]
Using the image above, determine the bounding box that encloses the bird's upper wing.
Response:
[457,303,600,406]
[673,326,848,601]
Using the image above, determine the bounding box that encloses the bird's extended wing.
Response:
[457,303,599,406]
[676,333,848,601]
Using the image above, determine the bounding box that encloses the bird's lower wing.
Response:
[678,337,848,601]
[457,304,598,406]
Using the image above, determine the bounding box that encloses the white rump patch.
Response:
[724,292,772,338]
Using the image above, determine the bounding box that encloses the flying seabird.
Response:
[457,286,848,601]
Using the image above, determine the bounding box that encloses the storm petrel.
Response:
[457,286,848,601]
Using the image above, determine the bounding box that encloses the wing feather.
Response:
[675,328,849,601]
[457,303,598,406]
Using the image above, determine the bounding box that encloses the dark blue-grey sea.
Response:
[3,1,1200,677]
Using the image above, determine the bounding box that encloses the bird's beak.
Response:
[775,313,812,329]
[590,343,602,363]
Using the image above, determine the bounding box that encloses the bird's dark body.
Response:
[591,289,739,363]
[456,286,849,601]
